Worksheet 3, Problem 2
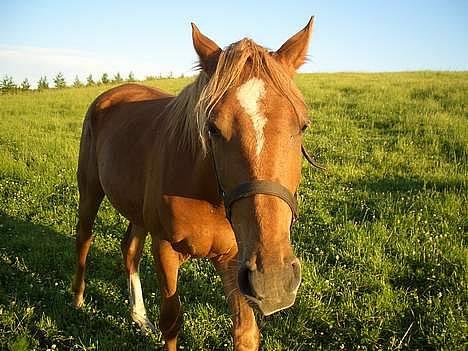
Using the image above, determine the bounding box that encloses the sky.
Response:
[1,0,467,85]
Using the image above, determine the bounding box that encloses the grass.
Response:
[0,72,467,350]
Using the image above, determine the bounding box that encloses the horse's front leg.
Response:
[152,237,184,351]
[214,256,260,351]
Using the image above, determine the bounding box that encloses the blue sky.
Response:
[1,0,467,84]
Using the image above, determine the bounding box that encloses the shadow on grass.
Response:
[0,214,231,350]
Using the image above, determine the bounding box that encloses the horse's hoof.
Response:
[74,295,84,308]
[132,312,157,333]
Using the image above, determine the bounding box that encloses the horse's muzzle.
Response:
[238,257,301,316]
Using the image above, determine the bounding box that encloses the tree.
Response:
[37,76,49,90]
[86,74,95,87]
[53,72,66,89]
[113,72,123,83]
[72,75,83,88]
[20,78,31,91]
[1,75,17,93]
[127,71,135,82]
[101,73,109,84]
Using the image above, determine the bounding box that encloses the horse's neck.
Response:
[154,127,221,206]
[190,152,221,203]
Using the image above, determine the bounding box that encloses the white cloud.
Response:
[0,46,189,87]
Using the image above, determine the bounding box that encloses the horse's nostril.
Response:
[287,258,302,293]
[291,258,301,274]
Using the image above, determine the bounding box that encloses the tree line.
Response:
[0,72,138,94]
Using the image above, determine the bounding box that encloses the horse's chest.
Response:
[159,196,234,258]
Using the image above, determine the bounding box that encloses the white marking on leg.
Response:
[128,272,147,318]
[236,78,267,157]
[128,271,157,333]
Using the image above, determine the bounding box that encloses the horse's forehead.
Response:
[236,78,266,114]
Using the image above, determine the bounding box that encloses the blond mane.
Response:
[163,38,305,155]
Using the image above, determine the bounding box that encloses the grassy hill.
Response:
[0,72,466,350]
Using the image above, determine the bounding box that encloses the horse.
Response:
[72,17,316,350]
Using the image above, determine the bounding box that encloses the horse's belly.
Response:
[104,185,145,225]
[97,148,146,226]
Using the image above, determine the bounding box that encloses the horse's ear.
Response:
[274,17,315,76]
[191,23,222,74]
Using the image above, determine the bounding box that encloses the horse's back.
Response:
[93,83,171,111]
[79,83,174,225]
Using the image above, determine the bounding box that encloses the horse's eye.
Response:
[301,122,309,133]
[207,122,221,137]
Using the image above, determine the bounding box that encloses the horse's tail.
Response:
[73,95,106,308]
[77,94,105,198]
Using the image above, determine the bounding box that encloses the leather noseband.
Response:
[223,180,298,223]
[209,138,324,223]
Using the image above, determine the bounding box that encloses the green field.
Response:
[0,72,467,350]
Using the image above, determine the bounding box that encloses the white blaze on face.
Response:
[236,78,267,157]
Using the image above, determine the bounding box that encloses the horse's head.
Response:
[192,18,314,315]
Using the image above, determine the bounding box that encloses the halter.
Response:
[223,180,298,223]
[209,137,324,224]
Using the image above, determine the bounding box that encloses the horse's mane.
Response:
[163,38,305,155]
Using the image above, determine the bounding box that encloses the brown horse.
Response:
[72,17,315,350]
